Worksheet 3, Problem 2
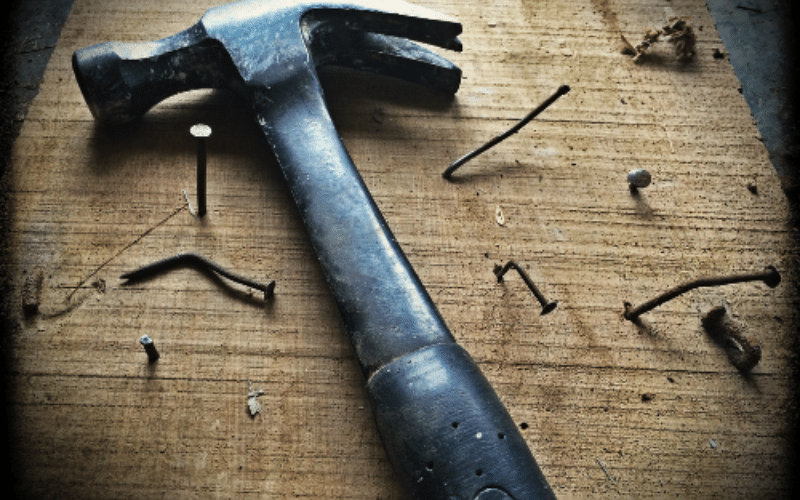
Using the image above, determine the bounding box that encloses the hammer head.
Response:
[72,0,462,125]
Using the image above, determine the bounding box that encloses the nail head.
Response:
[139,335,160,363]
[190,124,212,138]
[763,265,781,288]
[540,301,558,315]
[628,168,651,188]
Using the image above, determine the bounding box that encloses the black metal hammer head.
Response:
[72,0,462,126]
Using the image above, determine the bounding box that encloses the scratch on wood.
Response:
[67,203,188,300]
[597,458,615,483]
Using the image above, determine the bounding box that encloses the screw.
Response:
[701,306,761,371]
[22,269,44,316]
[190,124,212,217]
[139,335,160,363]
[121,252,275,300]
[623,265,781,321]
[494,260,558,315]
[627,168,651,189]
[442,85,570,180]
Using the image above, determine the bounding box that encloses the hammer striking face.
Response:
[73,1,557,499]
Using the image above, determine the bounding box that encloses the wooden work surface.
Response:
[3,0,797,498]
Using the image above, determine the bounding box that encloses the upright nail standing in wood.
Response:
[701,306,761,371]
[139,335,160,363]
[623,265,781,321]
[190,124,212,217]
[494,260,558,315]
[627,168,651,189]
[442,85,570,180]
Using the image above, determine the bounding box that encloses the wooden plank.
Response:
[4,0,797,498]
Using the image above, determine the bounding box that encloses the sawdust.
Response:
[621,17,696,63]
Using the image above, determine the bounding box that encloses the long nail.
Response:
[139,335,160,363]
[190,124,212,217]
[701,306,761,371]
[624,265,780,321]
[121,253,275,300]
[494,260,558,315]
[442,85,570,180]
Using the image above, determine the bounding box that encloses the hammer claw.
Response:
[302,9,462,53]
[312,32,462,93]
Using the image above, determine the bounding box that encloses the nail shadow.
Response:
[624,313,658,337]
[629,185,654,219]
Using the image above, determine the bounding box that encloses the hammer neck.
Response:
[252,71,455,377]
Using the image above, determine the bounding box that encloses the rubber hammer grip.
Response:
[72,24,240,126]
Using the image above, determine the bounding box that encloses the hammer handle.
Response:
[255,69,556,500]
[73,16,557,498]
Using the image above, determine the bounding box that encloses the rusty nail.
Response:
[139,335,160,363]
[22,269,44,316]
[494,260,558,315]
[121,252,275,300]
[624,265,781,321]
[701,306,761,371]
[442,85,570,180]
[190,124,212,217]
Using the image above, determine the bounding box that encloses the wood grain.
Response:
[4,0,797,498]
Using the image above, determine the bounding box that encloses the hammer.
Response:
[72,1,556,498]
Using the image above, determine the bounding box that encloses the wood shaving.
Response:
[621,17,696,63]
[495,205,505,226]
[247,382,265,417]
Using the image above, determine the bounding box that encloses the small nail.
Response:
[139,335,160,363]
[627,168,651,189]
[701,306,761,371]
[494,260,558,315]
[624,265,780,321]
[443,85,570,180]
[190,124,212,217]
[22,269,44,316]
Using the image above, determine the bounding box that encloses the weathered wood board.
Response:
[3,0,797,499]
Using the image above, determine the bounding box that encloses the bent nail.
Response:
[494,260,558,315]
[624,265,780,321]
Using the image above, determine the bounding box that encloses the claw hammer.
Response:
[72,1,556,498]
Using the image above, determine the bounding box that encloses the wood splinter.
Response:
[701,306,761,372]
